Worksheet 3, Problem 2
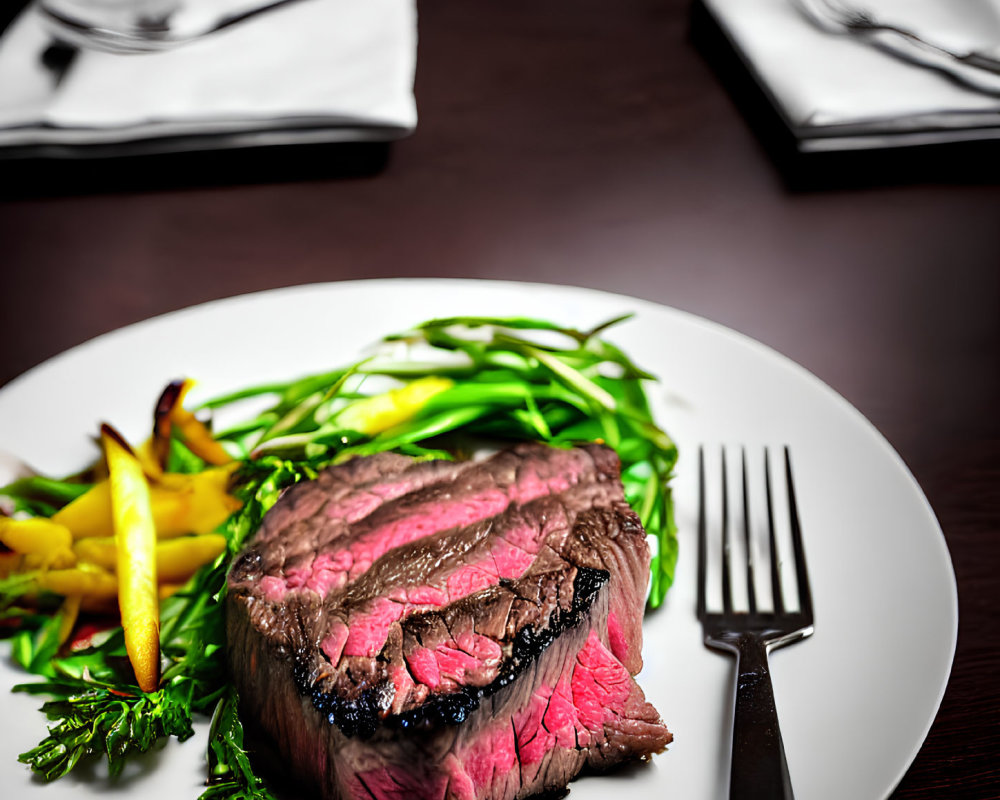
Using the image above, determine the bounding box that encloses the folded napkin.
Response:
[0,0,417,156]
[703,0,1000,150]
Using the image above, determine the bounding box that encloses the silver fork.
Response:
[793,0,1000,95]
[796,0,1000,74]
[37,0,308,54]
[698,447,814,800]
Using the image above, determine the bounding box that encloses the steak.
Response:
[227,443,671,799]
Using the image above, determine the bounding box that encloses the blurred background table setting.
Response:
[0,0,416,161]
[698,0,1000,153]
[0,0,998,798]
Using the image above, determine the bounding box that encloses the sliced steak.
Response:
[227,443,671,800]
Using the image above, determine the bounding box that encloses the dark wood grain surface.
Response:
[1,0,998,797]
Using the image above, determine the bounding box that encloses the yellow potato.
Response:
[154,534,227,583]
[72,537,117,570]
[102,424,160,693]
[53,465,241,541]
[335,376,454,435]
[51,482,114,539]
[74,534,226,584]
[170,379,233,466]
[135,438,165,479]
[153,465,242,537]
[36,563,118,598]
[0,517,76,569]
[57,594,82,646]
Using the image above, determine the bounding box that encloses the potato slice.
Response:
[0,517,76,569]
[57,594,82,646]
[335,376,454,435]
[102,423,159,693]
[36,563,118,598]
[53,465,240,541]
[51,483,114,539]
[152,465,242,537]
[74,533,226,584]
[170,379,233,466]
[154,534,226,583]
[71,536,117,570]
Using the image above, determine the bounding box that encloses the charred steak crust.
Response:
[303,565,610,738]
[227,443,670,800]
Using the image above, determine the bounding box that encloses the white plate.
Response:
[0,279,957,799]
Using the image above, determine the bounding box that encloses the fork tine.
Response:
[720,447,733,615]
[740,448,757,615]
[785,447,813,621]
[764,448,785,616]
[699,446,810,800]
[697,446,707,621]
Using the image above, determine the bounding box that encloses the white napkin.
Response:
[704,0,1000,150]
[0,0,417,152]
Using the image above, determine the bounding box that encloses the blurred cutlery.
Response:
[37,0,308,54]
[794,0,1000,94]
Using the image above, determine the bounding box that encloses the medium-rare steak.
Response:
[227,443,671,799]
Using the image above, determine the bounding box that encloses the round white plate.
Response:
[0,279,957,799]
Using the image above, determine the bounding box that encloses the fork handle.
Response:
[728,633,795,799]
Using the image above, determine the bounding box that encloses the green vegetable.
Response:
[10,455,308,797]
[208,315,678,598]
[0,476,93,517]
[2,314,677,796]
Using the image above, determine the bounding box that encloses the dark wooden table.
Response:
[1,0,998,796]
